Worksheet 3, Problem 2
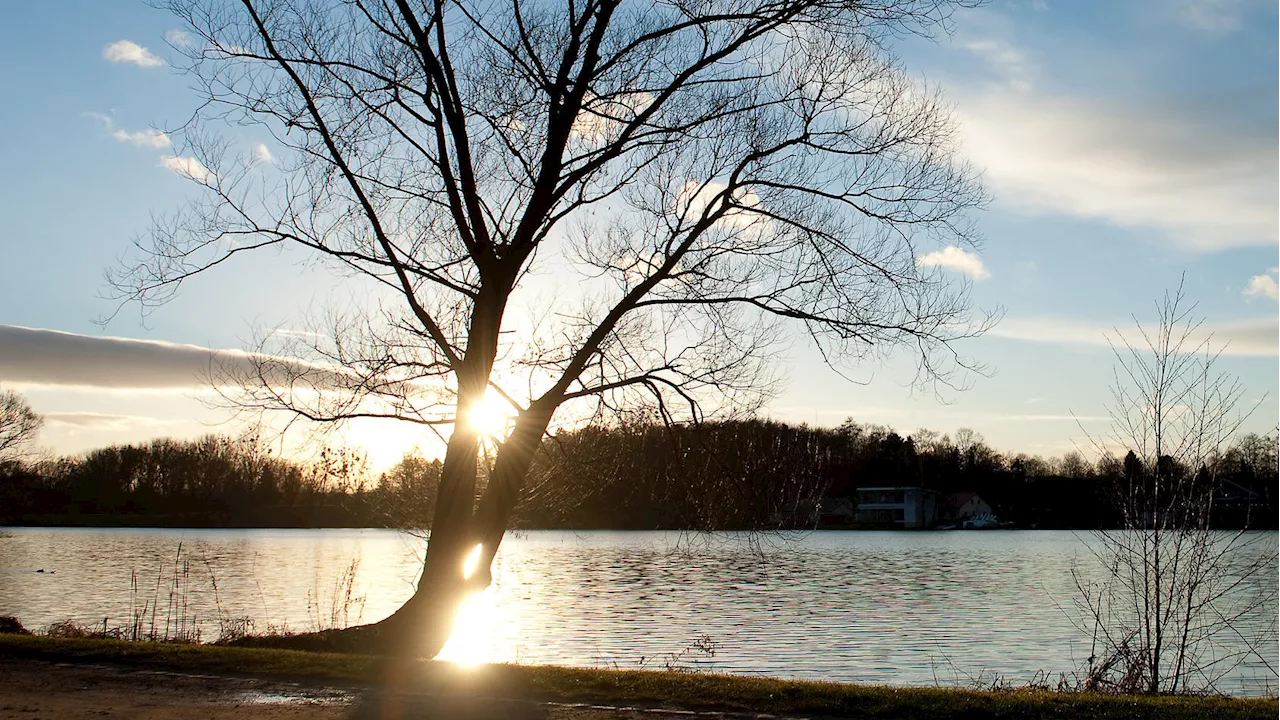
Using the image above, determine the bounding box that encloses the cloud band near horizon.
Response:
[0,325,347,391]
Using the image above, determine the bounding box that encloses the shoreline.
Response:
[11,519,1024,530]
[0,635,1275,719]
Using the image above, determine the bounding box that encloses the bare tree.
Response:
[112,0,990,658]
[1075,282,1277,694]
[0,387,42,462]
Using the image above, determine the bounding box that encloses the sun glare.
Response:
[466,390,511,439]
[462,543,483,580]
[437,544,494,666]
[435,587,495,667]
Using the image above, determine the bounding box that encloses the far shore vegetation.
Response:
[1,419,1275,531]
[0,632,1274,720]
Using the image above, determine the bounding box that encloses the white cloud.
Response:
[254,143,274,164]
[916,246,990,280]
[164,29,193,47]
[103,40,164,68]
[112,128,171,148]
[957,90,1278,250]
[160,155,213,182]
[1243,269,1279,301]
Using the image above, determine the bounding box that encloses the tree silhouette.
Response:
[113,0,989,658]
[0,388,42,462]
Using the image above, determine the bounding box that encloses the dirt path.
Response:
[0,659,782,720]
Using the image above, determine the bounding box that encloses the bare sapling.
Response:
[1074,281,1278,694]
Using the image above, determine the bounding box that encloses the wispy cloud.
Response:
[112,128,171,148]
[164,29,193,47]
[979,317,1136,351]
[988,315,1278,357]
[84,111,114,128]
[951,7,1039,91]
[44,412,170,431]
[160,155,213,182]
[956,88,1277,251]
[917,246,990,280]
[1177,0,1245,35]
[254,143,274,164]
[1243,269,1279,301]
[88,114,171,150]
[961,412,1111,423]
[676,180,764,230]
[103,40,164,68]
[960,37,1035,90]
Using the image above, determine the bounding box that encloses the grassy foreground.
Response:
[1,634,1275,719]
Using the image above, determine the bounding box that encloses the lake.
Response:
[1,528,1275,696]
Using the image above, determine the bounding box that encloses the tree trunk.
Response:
[371,400,555,662]
[364,287,518,659]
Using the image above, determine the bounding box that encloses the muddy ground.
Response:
[0,659,780,720]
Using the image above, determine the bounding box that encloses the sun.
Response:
[465,389,512,439]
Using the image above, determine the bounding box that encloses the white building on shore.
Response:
[854,486,941,529]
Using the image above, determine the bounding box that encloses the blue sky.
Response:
[0,0,1276,468]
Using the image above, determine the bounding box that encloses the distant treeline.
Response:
[1,420,1275,530]
[518,421,1277,530]
[0,435,379,528]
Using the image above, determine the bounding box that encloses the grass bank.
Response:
[1,634,1274,719]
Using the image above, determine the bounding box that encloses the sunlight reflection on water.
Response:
[1,528,1274,696]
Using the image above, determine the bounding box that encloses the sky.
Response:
[0,0,1276,470]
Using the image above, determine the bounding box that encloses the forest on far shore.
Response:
[1,419,1275,531]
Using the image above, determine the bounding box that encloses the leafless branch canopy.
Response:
[112,0,989,431]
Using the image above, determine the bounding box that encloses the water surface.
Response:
[1,528,1274,696]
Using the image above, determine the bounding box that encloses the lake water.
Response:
[1,528,1275,696]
